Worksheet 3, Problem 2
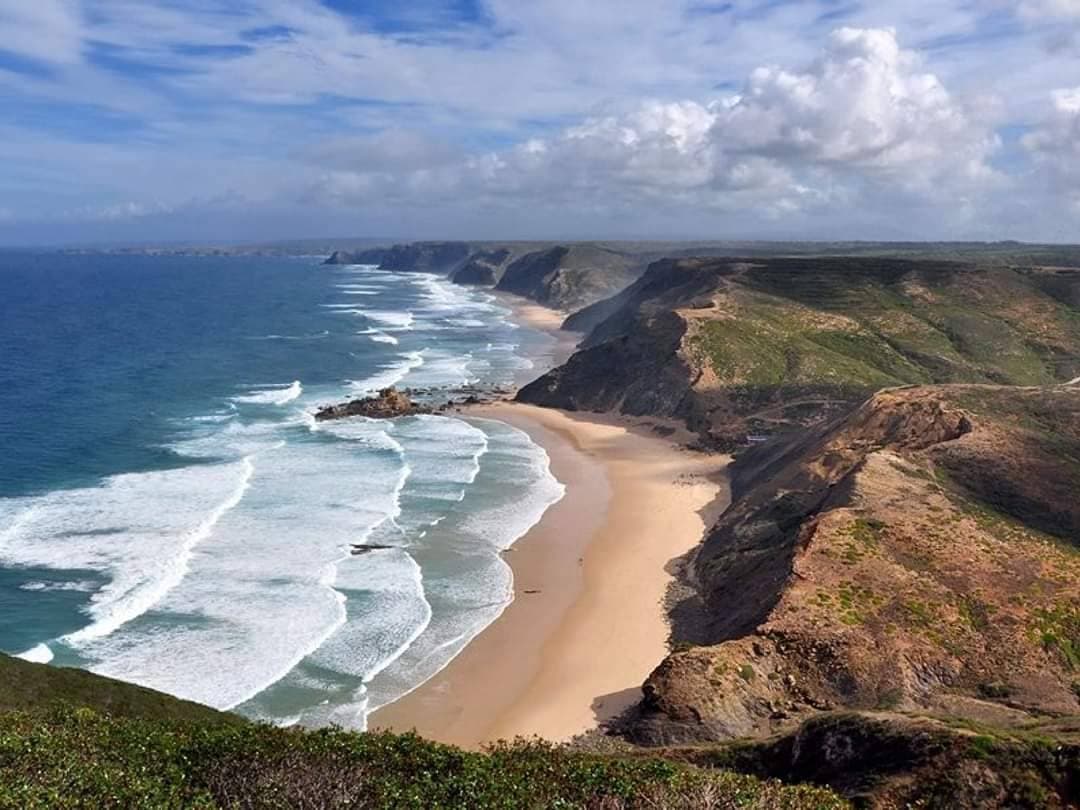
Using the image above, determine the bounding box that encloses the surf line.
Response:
[60,454,259,648]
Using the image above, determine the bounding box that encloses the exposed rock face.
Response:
[518,311,695,417]
[324,248,391,266]
[323,242,471,273]
[626,385,1080,746]
[324,241,651,312]
[495,245,645,311]
[314,388,429,421]
[450,249,513,286]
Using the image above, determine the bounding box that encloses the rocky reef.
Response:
[314,387,430,421]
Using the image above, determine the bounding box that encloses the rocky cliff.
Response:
[520,257,1080,448]
[626,384,1080,750]
[324,241,658,312]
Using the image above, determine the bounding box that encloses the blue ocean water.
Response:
[0,252,564,727]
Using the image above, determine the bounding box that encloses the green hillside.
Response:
[0,655,844,809]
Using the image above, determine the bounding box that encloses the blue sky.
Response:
[0,0,1078,245]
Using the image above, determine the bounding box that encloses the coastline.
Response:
[370,402,730,747]
[491,292,581,383]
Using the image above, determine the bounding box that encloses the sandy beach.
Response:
[370,402,730,747]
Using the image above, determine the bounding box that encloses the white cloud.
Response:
[0,2,1076,241]
[1023,87,1080,199]
[317,27,999,225]
[0,0,84,63]
[713,28,1001,188]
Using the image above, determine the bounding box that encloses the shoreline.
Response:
[370,402,730,747]
[491,292,581,385]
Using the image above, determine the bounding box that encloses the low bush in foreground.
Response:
[0,706,847,809]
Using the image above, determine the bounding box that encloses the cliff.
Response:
[519,257,1080,448]
[625,385,1080,751]
[325,241,653,312]
[493,245,645,311]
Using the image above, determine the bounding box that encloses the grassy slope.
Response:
[0,655,234,725]
[691,264,1080,394]
[0,656,844,808]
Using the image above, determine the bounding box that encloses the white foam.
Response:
[404,349,476,390]
[70,435,409,710]
[357,328,399,345]
[0,459,255,650]
[19,580,98,593]
[360,417,565,717]
[249,332,330,341]
[63,457,256,646]
[457,418,566,549]
[16,644,54,664]
[232,381,302,406]
[350,351,424,395]
[363,311,415,330]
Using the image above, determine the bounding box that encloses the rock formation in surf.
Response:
[314,387,430,421]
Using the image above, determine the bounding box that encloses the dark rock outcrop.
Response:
[451,249,513,285]
[314,388,429,421]
[324,242,471,274]
[324,248,391,266]
[495,245,645,311]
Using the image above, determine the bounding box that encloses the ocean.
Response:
[0,252,565,728]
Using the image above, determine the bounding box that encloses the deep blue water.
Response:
[0,252,563,727]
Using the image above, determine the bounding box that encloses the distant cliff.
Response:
[325,242,471,274]
[519,257,1080,447]
[325,240,652,313]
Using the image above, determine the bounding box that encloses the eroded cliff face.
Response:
[324,241,649,312]
[628,385,1080,746]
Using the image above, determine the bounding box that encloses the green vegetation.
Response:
[833,581,883,626]
[1033,604,1080,670]
[0,706,847,810]
[658,712,1080,810]
[0,655,234,726]
[691,264,1080,394]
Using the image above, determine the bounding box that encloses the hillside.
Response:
[0,654,234,725]
[5,652,1075,808]
[622,385,1080,748]
[520,257,1080,448]
[0,656,846,809]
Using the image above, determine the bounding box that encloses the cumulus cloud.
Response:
[1023,88,1080,209]
[0,1,1076,241]
[715,28,999,186]
[318,27,999,225]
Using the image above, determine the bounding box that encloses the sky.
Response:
[1,0,1079,245]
